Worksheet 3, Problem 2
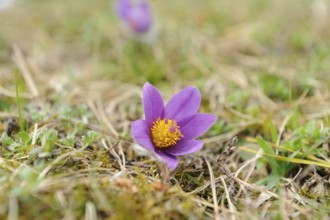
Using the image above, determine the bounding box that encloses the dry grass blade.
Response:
[220,176,236,219]
[240,146,330,168]
[0,112,18,118]
[205,158,220,220]
[37,149,83,180]
[88,100,120,138]
[7,196,18,220]
[11,45,39,97]
[85,202,97,220]
[276,112,294,145]
[0,85,34,99]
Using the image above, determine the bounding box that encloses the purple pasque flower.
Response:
[131,83,216,170]
[115,0,152,34]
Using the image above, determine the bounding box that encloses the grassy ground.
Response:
[0,0,330,219]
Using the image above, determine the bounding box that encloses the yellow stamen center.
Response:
[151,118,183,148]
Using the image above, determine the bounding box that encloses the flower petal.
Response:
[127,6,151,33]
[155,150,179,170]
[162,139,204,156]
[164,86,201,124]
[142,82,164,127]
[131,119,154,151]
[180,114,216,140]
[115,0,131,19]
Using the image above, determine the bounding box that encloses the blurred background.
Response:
[1,0,329,84]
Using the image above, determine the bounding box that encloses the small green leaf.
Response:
[60,137,75,147]
[257,136,281,175]
[1,133,14,146]
[82,130,98,148]
[18,131,31,145]
[41,129,58,152]
[267,120,278,144]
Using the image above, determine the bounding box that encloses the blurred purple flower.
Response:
[115,0,152,34]
[131,83,216,170]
